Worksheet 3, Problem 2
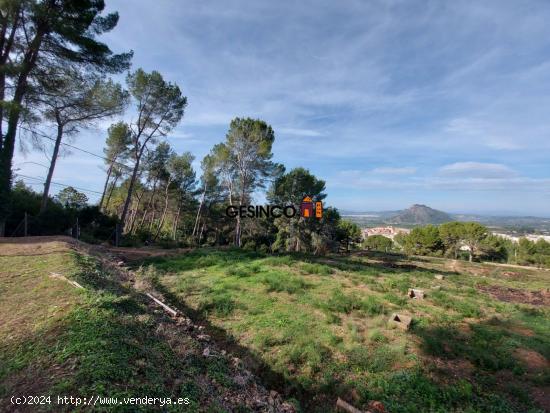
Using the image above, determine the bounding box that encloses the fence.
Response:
[8,212,122,246]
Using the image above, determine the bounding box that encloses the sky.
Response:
[14,0,550,216]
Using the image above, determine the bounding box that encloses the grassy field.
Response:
[140,248,550,412]
[0,238,278,412]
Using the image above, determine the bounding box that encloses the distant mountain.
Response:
[342,206,550,232]
[389,204,451,225]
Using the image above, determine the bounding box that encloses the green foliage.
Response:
[55,186,89,209]
[337,219,362,252]
[299,262,333,275]
[267,167,326,205]
[261,270,310,294]
[402,225,444,255]
[396,221,549,268]
[363,234,393,251]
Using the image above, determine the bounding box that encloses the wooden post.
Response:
[24,212,28,236]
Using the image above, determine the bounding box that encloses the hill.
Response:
[389,204,452,224]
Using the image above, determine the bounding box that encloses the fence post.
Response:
[76,217,79,240]
[24,212,28,237]
[115,223,120,247]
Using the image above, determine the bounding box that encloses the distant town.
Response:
[344,204,550,240]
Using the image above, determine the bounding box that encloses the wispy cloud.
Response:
[438,162,518,178]
[278,127,325,137]
[12,0,550,214]
[371,167,417,175]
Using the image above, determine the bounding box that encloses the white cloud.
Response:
[278,127,324,137]
[371,167,417,175]
[439,162,517,178]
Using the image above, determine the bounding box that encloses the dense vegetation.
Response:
[0,0,363,254]
[389,222,550,268]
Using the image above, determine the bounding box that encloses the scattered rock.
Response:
[202,347,210,357]
[389,313,413,330]
[233,375,247,387]
[197,333,210,341]
[431,285,442,291]
[367,400,386,413]
[435,274,444,280]
[407,288,425,299]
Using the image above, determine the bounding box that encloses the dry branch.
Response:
[146,293,178,317]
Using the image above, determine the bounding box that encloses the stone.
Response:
[368,400,386,413]
[389,313,412,330]
[408,288,425,299]
[435,274,444,280]
[197,333,210,341]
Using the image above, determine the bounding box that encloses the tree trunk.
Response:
[235,184,245,247]
[172,203,181,240]
[138,179,158,229]
[40,122,63,213]
[153,180,171,241]
[128,190,143,234]
[192,183,206,238]
[99,162,115,210]
[104,172,120,211]
[120,152,142,232]
[0,28,45,235]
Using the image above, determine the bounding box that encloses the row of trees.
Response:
[1,1,360,253]
[99,115,361,253]
[0,0,133,235]
[387,222,550,267]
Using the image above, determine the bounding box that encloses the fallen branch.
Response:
[146,293,178,317]
[49,272,84,289]
[336,397,370,413]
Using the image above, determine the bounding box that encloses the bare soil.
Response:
[478,284,550,306]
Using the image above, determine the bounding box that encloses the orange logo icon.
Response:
[300,196,322,219]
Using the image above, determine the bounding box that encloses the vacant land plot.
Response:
[142,249,550,412]
[0,238,290,412]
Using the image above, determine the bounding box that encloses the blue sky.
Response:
[14,0,550,216]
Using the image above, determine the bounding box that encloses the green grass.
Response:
[0,244,239,412]
[144,248,549,412]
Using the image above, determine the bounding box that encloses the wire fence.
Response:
[9,212,122,246]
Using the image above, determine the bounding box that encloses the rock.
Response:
[197,333,210,341]
[202,347,210,357]
[233,375,247,387]
[431,285,442,291]
[435,274,444,280]
[368,400,386,413]
[388,313,413,330]
[407,288,425,299]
